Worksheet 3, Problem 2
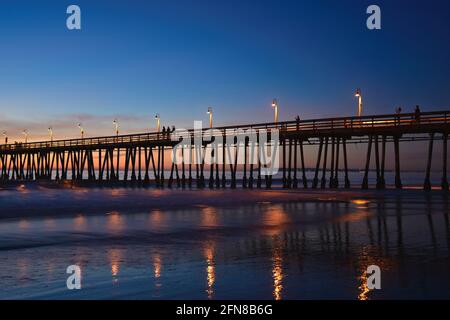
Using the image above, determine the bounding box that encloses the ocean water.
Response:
[0,172,449,300]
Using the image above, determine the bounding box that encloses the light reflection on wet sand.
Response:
[271,236,283,300]
[0,191,450,299]
[108,249,122,285]
[153,254,162,280]
[149,209,164,229]
[201,206,219,228]
[356,245,393,301]
[204,241,216,299]
[73,214,87,231]
[106,211,124,233]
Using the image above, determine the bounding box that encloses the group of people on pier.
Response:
[160,126,176,138]
[395,105,422,124]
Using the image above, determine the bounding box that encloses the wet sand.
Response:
[1,183,450,299]
[0,182,432,220]
[0,183,357,219]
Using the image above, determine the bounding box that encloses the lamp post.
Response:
[113,119,119,137]
[78,123,84,139]
[155,114,160,132]
[207,107,213,128]
[271,99,279,124]
[48,127,53,142]
[2,131,7,144]
[355,89,362,117]
[22,130,28,143]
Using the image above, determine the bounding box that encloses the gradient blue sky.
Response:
[0,0,449,140]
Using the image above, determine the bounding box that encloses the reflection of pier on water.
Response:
[186,195,450,299]
[162,195,447,299]
[2,193,450,299]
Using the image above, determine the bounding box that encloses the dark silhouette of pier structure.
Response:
[1,110,449,191]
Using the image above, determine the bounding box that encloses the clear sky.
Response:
[0,0,449,141]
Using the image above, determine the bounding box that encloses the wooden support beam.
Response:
[380,136,386,189]
[105,149,111,181]
[375,135,381,189]
[194,141,200,184]
[77,150,82,180]
[329,137,335,188]
[25,153,29,180]
[231,139,237,189]
[394,136,402,189]
[300,138,308,188]
[70,151,76,180]
[196,145,200,188]
[293,138,298,188]
[222,136,226,188]
[81,150,89,180]
[63,152,69,180]
[19,154,25,179]
[175,156,180,187]
[160,146,165,186]
[361,135,373,189]
[259,135,270,189]
[7,154,13,179]
[157,145,161,185]
[109,148,115,180]
[209,146,214,188]
[442,133,449,191]
[243,138,248,188]
[320,137,329,189]
[189,145,193,188]
[182,146,186,188]
[35,152,40,179]
[282,138,287,188]
[123,148,130,181]
[144,146,150,182]
[90,150,96,181]
[150,147,158,185]
[0,154,5,180]
[58,152,64,180]
[168,161,175,188]
[248,154,254,189]
[28,153,33,180]
[257,133,262,188]
[424,133,435,191]
[138,146,142,181]
[287,138,292,188]
[131,147,137,181]
[169,146,176,188]
[333,137,340,188]
[55,151,60,181]
[342,138,350,188]
[98,149,102,181]
[215,147,220,188]
[116,147,120,181]
[200,145,206,188]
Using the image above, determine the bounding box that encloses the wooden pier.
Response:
[1,110,449,190]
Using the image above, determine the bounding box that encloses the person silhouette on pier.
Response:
[295,115,300,131]
[395,107,402,125]
[415,105,421,123]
